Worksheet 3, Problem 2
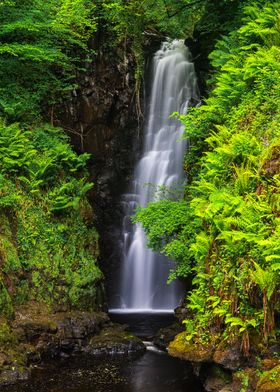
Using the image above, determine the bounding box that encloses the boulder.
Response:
[213,342,243,371]
[256,365,280,392]
[85,325,146,356]
[154,322,184,350]
[168,332,216,363]
[203,365,232,392]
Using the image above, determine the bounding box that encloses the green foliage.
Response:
[135,1,280,349]
[0,0,97,121]
[0,121,102,315]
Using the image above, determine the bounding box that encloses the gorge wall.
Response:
[55,32,143,304]
[55,31,208,305]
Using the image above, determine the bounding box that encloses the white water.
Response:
[113,40,199,312]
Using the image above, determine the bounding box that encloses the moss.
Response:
[257,365,280,392]
[168,332,216,363]
[233,369,258,392]
[0,320,27,377]
[0,321,16,347]
[87,326,146,356]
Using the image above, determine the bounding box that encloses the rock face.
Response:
[54,33,143,304]
[203,365,232,392]
[213,342,243,371]
[154,323,185,351]
[0,302,147,386]
[0,303,112,386]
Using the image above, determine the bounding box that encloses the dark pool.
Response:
[109,311,176,338]
[4,313,204,392]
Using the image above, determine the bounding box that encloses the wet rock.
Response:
[174,306,192,323]
[168,332,216,363]
[232,368,258,392]
[213,342,243,371]
[256,365,280,392]
[0,368,30,386]
[85,325,146,356]
[203,365,232,392]
[154,322,184,350]
[268,344,280,357]
[0,303,111,386]
[15,321,58,342]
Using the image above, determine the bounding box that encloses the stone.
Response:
[203,365,232,392]
[256,365,280,392]
[85,325,146,356]
[233,368,258,392]
[213,342,243,371]
[0,368,30,386]
[268,344,280,357]
[154,322,185,351]
[168,332,216,363]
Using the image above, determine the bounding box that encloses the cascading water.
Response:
[111,40,199,313]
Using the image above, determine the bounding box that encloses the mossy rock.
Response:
[213,341,243,370]
[168,332,216,363]
[256,365,280,392]
[154,322,184,350]
[203,364,232,392]
[86,325,146,356]
[233,368,258,392]
[0,369,30,386]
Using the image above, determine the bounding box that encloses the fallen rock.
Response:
[85,325,146,356]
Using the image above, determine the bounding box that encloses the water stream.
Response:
[112,40,199,312]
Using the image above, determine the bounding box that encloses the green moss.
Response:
[0,321,16,347]
[257,365,280,392]
[168,332,216,363]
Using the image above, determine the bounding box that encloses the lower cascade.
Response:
[111,40,199,313]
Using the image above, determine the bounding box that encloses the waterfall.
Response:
[111,40,199,313]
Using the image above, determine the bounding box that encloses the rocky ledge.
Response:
[85,324,145,356]
[0,302,144,387]
[168,331,280,392]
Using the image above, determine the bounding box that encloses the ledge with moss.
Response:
[0,302,110,386]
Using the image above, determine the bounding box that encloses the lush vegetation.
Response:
[0,122,102,316]
[0,0,97,122]
[135,1,280,352]
[1,0,280,361]
[0,0,102,316]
